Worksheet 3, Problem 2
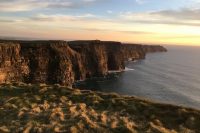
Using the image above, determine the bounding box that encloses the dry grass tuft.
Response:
[0,83,200,133]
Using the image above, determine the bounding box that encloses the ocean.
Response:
[75,45,200,109]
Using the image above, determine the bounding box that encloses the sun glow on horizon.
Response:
[0,0,200,46]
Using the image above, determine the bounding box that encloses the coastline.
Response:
[0,40,167,86]
[1,40,198,132]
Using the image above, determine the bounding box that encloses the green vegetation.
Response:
[0,82,200,133]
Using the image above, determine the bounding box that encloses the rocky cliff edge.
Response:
[0,40,167,86]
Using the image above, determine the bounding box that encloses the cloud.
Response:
[77,27,153,35]
[0,0,41,12]
[29,13,100,22]
[46,2,78,9]
[0,12,153,37]
[151,8,200,21]
[119,8,200,27]
[107,10,113,14]
[0,0,100,12]
[135,0,146,4]
[82,0,97,2]
[0,19,15,23]
[0,17,24,23]
[1,11,200,45]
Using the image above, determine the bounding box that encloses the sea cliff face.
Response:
[0,40,167,86]
[142,45,167,53]
[0,41,81,86]
[122,44,146,61]
[68,40,125,72]
[122,43,167,61]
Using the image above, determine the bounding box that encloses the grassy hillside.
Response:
[0,83,200,133]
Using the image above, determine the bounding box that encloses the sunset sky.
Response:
[0,0,200,45]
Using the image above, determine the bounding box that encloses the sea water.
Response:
[75,45,200,109]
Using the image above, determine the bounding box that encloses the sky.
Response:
[0,0,200,46]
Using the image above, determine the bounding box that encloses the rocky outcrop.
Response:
[0,42,26,83]
[68,40,125,72]
[142,45,167,53]
[0,40,167,86]
[122,43,167,61]
[68,40,108,78]
[0,41,83,86]
[122,44,146,61]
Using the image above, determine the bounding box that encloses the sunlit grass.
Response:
[0,82,200,132]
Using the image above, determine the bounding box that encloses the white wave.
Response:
[128,58,133,61]
[124,67,135,71]
[108,70,123,73]
[127,58,138,63]
[108,67,134,73]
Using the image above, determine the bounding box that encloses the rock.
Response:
[141,45,167,53]
[0,126,10,133]
[0,40,81,86]
[68,40,125,73]
[0,40,167,86]
[122,43,146,60]
[68,40,109,78]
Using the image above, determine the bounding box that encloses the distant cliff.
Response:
[0,40,167,86]
[142,45,167,53]
[122,43,167,61]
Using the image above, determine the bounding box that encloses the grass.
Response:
[0,82,200,133]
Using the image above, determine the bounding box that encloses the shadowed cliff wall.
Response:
[0,41,83,86]
[0,40,167,86]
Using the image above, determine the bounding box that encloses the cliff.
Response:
[68,40,125,72]
[142,45,167,53]
[122,43,167,61]
[0,40,82,86]
[121,44,146,61]
[0,40,167,86]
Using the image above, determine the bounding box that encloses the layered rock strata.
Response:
[0,40,167,86]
